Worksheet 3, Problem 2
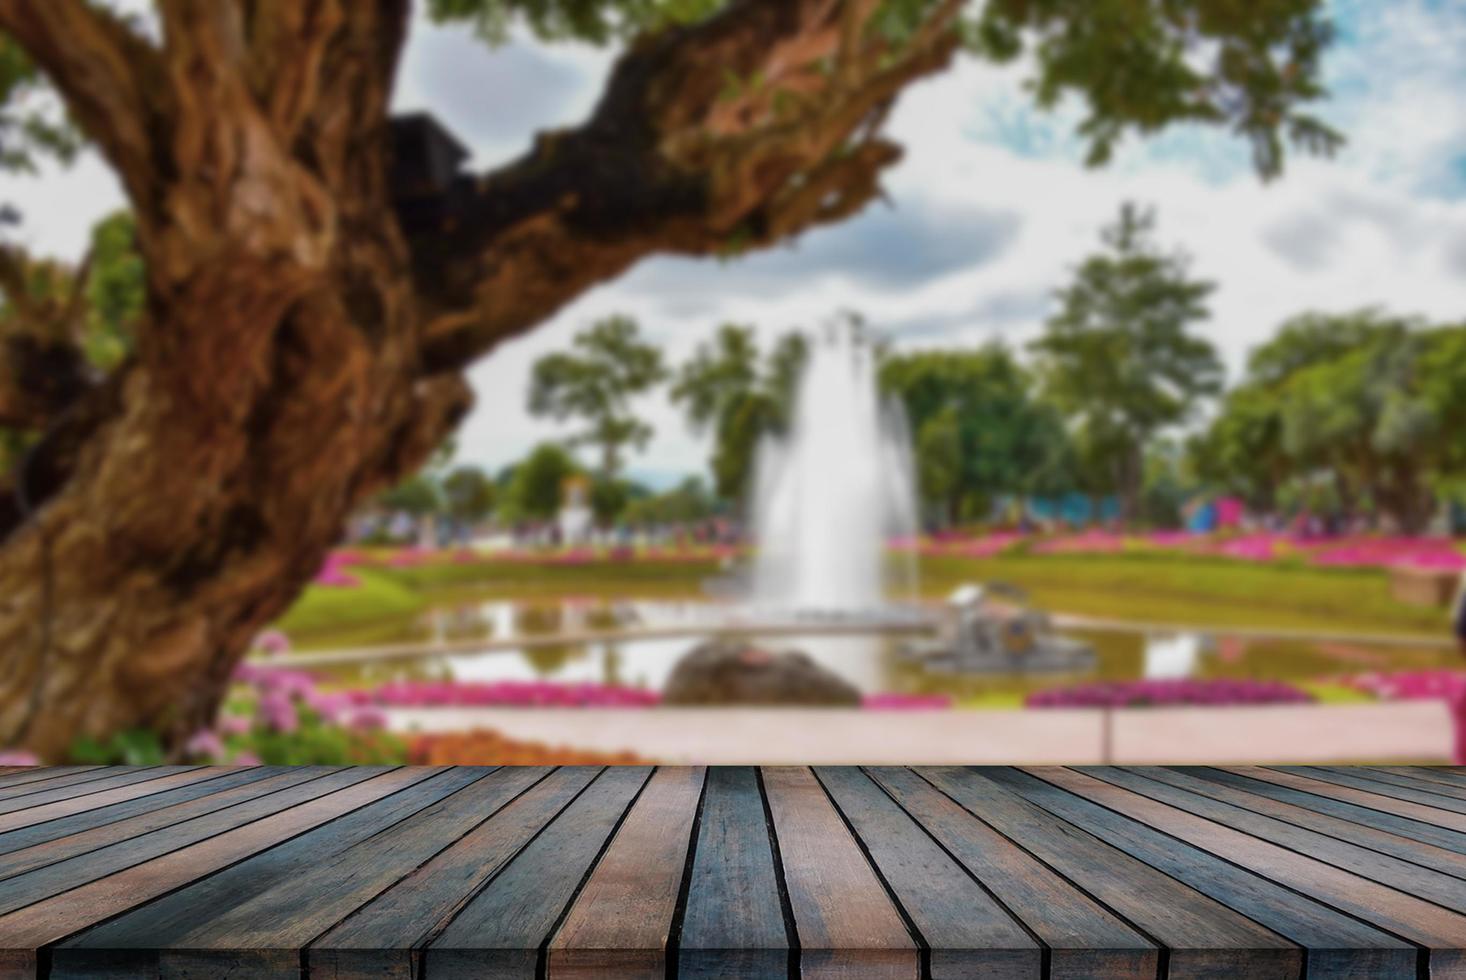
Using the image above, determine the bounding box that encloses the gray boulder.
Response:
[662,640,861,707]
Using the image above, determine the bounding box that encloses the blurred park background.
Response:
[0,0,1464,767]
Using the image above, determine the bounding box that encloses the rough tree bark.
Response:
[0,0,963,758]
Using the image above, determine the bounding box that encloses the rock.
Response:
[662,640,862,707]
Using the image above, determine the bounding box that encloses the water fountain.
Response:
[747,321,920,614]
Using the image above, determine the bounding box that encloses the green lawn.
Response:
[276,551,1457,648]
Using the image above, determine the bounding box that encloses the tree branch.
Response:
[0,0,163,208]
[412,0,964,374]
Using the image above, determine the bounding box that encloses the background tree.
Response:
[0,0,1341,757]
[623,475,719,526]
[500,442,581,523]
[442,465,498,525]
[879,344,1070,526]
[1030,203,1223,522]
[671,325,807,505]
[1197,311,1466,532]
[528,315,665,480]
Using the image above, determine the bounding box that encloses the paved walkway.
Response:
[388,700,1456,764]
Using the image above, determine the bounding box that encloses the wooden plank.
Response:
[0,767,116,801]
[988,768,1416,978]
[1367,766,1466,792]
[0,766,288,860]
[761,766,917,980]
[57,767,536,977]
[0,767,104,792]
[1287,766,1466,814]
[928,767,1317,980]
[1190,767,1466,854]
[0,767,223,834]
[310,766,601,979]
[427,767,652,979]
[0,766,380,917]
[1144,766,1466,881]
[867,767,1157,980]
[1033,767,1466,973]
[1315,766,1466,804]
[814,767,1039,979]
[0,766,439,977]
[0,768,205,823]
[0,767,324,882]
[1231,766,1466,835]
[1087,767,1466,909]
[677,767,789,980]
[550,767,706,979]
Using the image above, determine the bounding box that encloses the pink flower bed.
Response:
[1309,538,1466,571]
[353,679,661,709]
[1027,678,1313,708]
[312,551,361,588]
[1343,669,1466,764]
[1033,530,1128,555]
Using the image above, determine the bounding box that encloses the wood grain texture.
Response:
[926,767,1305,980]
[0,765,1460,979]
[815,766,1040,979]
[762,766,917,980]
[550,766,706,979]
[1035,767,1466,973]
[677,766,789,980]
[311,766,597,979]
[865,766,1157,980]
[427,766,652,979]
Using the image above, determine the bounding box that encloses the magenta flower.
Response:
[259,691,299,733]
[218,714,252,736]
[253,629,291,656]
[231,752,262,766]
[184,729,225,760]
[0,750,39,766]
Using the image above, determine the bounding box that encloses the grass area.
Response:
[276,549,1457,648]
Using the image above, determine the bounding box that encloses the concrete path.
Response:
[387,700,1456,765]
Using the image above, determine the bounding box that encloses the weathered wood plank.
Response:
[57,768,539,978]
[1089,767,1466,910]
[0,767,327,883]
[0,766,378,918]
[1231,766,1466,834]
[0,767,104,793]
[550,766,705,979]
[1036,767,1466,974]
[926,767,1309,980]
[0,767,438,977]
[1192,767,1466,853]
[1144,766,1466,881]
[0,766,292,862]
[0,767,118,802]
[0,767,224,834]
[1366,766,1466,792]
[866,767,1157,980]
[677,767,789,980]
[311,766,600,979]
[814,767,1040,979]
[427,766,652,979]
[1313,766,1466,804]
[762,766,917,980]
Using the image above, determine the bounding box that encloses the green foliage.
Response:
[670,324,807,503]
[1195,310,1466,530]
[528,315,665,478]
[623,474,718,524]
[378,473,443,517]
[81,210,143,370]
[974,0,1341,178]
[501,441,582,520]
[880,344,1070,525]
[0,36,81,176]
[227,704,407,766]
[443,465,498,523]
[427,0,724,45]
[69,729,166,766]
[1031,203,1221,514]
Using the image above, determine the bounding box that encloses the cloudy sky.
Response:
[5,0,1466,488]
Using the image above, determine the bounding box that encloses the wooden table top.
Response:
[0,764,1463,978]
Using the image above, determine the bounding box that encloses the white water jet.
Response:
[748,322,919,612]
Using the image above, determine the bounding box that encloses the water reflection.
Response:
[311,596,1458,700]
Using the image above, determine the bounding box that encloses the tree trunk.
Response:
[0,0,963,759]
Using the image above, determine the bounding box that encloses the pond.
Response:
[301,596,1463,703]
